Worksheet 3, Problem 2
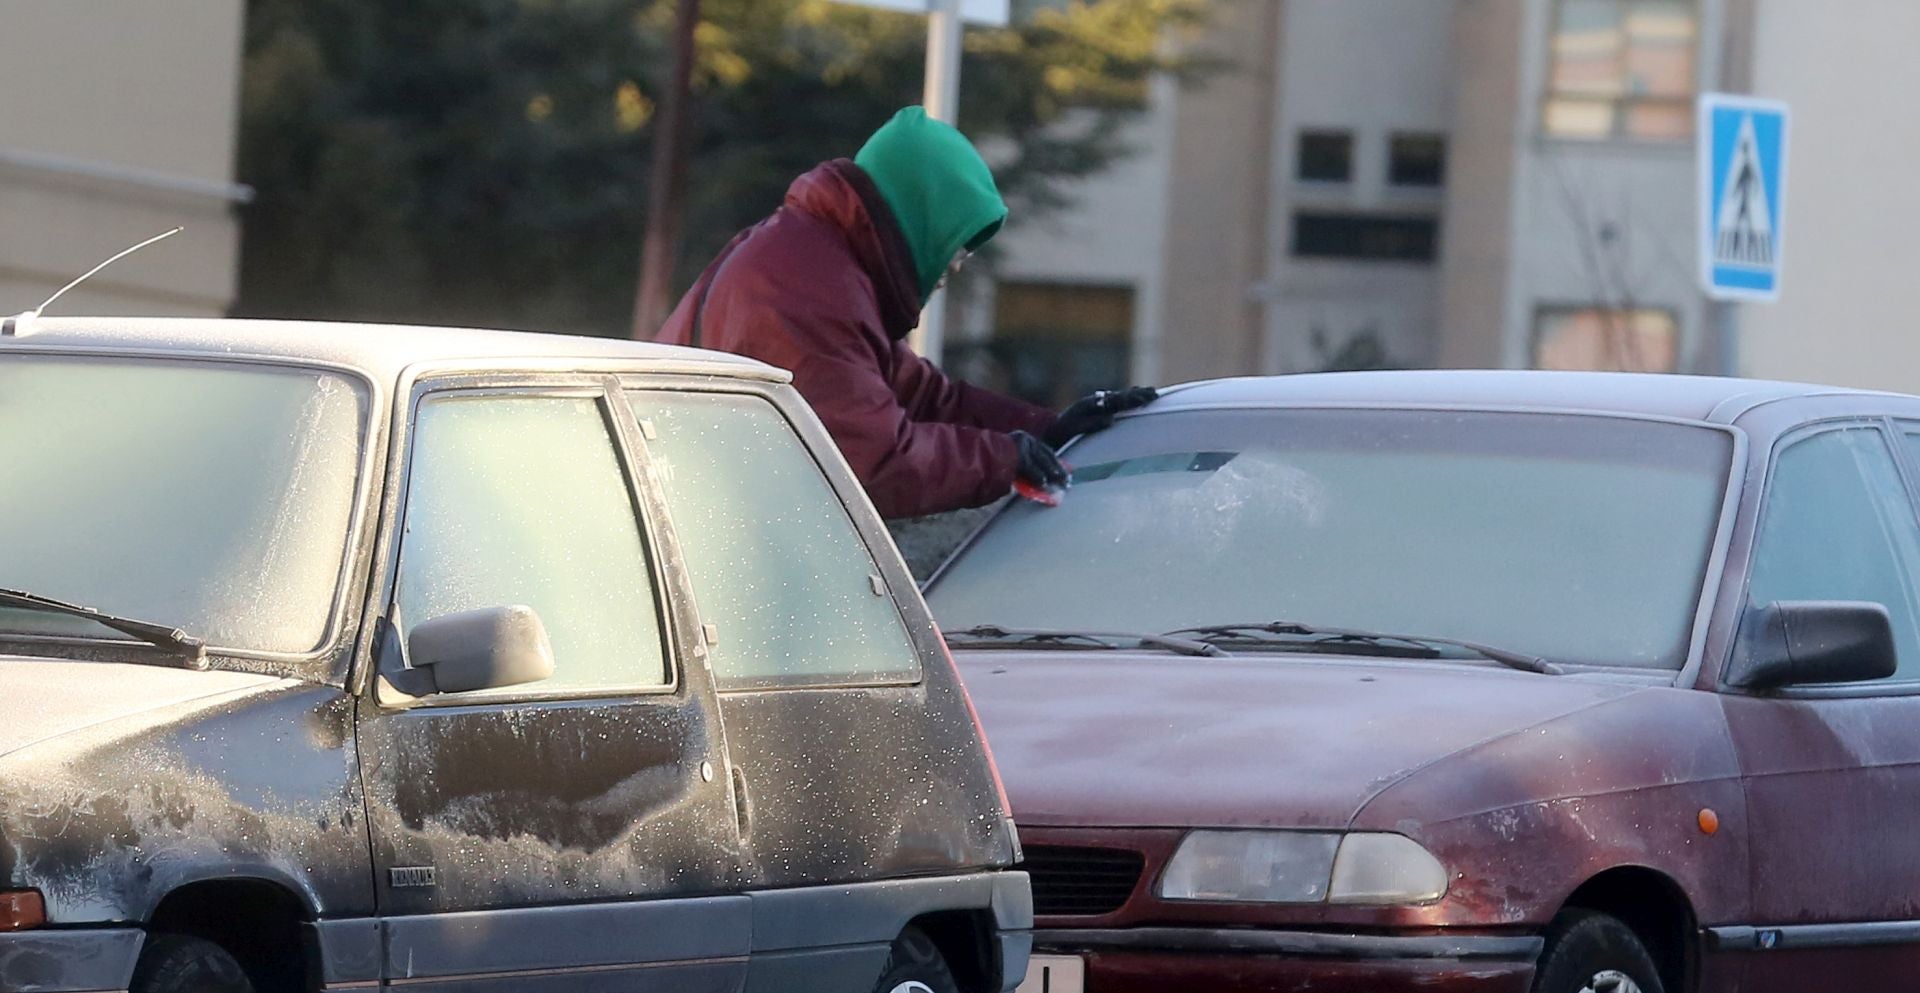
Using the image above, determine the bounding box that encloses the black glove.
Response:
[1011,430,1070,490]
[1043,386,1160,448]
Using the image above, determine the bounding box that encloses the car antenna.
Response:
[1,227,184,337]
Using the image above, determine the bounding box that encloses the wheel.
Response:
[871,926,961,993]
[130,934,255,993]
[1531,910,1665,993]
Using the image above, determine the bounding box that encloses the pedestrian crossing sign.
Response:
[1699,93,1789,302]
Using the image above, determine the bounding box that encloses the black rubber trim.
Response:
[0,927,144,993]
[1031,927,1543,962]
[382,894,750,978]
[1707,921,1920,951]
[748,870,1031,953]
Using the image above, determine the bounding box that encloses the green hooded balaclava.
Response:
[855,106,1008,302]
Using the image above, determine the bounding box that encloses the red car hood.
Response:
[953,650,1647,830]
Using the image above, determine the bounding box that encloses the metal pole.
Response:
[907,0,964,364]
[631,0,701,339]
[1712,299,1740,377]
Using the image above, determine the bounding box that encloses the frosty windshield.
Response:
[928,408,1733,670]
[0,355,367,654]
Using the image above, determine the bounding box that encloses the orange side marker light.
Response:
[1697,808,1720,836]
[0,890,46,931]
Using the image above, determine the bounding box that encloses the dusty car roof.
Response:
[1153,369,1901,424]
[0,316,785,384]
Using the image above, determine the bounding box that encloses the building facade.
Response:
[0,1,249,318]
[971,0,1904,394]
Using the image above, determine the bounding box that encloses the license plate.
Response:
[1017,954,1086,993]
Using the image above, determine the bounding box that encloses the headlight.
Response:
[1328,832,1449,904]
[1158,830,1447,905]
[1159,830,1340,903]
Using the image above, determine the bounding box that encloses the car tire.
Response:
[130,934,255,993]
[871,926,961,993]
[1531,910,1665,993]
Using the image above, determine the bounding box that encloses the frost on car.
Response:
[928,371,1920,993]
[0,318,1029,993]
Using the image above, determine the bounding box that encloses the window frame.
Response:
[1720,418,1920,698]
[1540,0,1700,143]
[371,375,684,708]
[1529,304,1681,373]
[620,376,932,693]
[1295,128,1356,184]
[1386,132,1447,188]
[0,348,380,680]
[1289,211,1441,264]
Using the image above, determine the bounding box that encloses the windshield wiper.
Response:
[0,588,207,666]
[1163,621,1561,675]
[945,625,1228,658]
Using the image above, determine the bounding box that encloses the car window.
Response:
[1748,427,1920,680]
[0,355,363,653]
[628,390,920,689]
[396,393,669,694]
[1901,429,1920,475]
[928,409,1733,670]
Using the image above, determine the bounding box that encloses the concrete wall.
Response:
[0,1,247,317]
[1260,0,1453,372]
[1495,0,1722,371]
[986,97,1179,383]
[1154,0,1284,384]
[1437,0,1528,368]
[1738,0,1920,391]
[1438,0,1725,372]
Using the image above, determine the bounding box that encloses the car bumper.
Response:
[1033,926,1541,993]
[0,929,144,993]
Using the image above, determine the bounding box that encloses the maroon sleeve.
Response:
[673,214,1035,519]
[888,342,1057,435]
[793,348,1024,519]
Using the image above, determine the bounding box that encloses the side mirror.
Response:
[1728,600,1898,691]
[407,605,555,694]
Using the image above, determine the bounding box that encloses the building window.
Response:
[1297,130,1354,182]
[1532,307,1678,372]
[1388,133,1447,187]
[1290,212,1439,263]
[1543,0,1697,140]
[947,282,1134,409]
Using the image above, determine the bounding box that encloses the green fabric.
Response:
[855,106,1008,301]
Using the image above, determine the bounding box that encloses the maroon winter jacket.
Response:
[655,160,1055,519]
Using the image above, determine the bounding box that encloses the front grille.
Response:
[1023,844,1145,917]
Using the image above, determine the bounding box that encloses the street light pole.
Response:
[907,0,963,364]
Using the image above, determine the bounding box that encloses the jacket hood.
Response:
[954,651,1645,830]
[784,160,924,340]
[0,656,281,757]
[854,106,1007,301]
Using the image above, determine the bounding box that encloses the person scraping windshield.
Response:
[655,106,1156,518]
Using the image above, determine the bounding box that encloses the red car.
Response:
[926,371,1920,993]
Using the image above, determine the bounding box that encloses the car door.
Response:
[355,379,749,992]
[625,381,1014,989]
[1719,421,1920,990]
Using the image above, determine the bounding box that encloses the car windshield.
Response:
[0,355,366,654]
[927,408,1734,670]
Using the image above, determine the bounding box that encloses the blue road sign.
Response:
[1698,94,1790,302]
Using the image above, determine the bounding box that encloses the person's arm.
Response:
[887,341,1056,436]
[794,349,1024,519]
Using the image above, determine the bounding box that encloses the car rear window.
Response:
[928,408,1733,670]
[629,391,921,689]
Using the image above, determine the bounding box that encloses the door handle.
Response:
[730,764,753,836]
